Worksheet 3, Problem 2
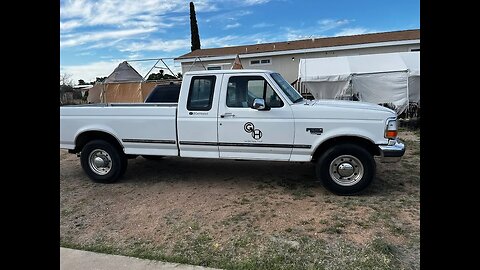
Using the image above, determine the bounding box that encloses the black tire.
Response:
[142,155,164,160]
[80,140,127,183]
[316,143,375,195]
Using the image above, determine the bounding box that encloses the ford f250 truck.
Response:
[60,70,405,195]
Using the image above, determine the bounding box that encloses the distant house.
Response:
[72,84,93,98]
[174,29,420,84]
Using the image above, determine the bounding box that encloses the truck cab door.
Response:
[177,74,221,158]
[217,73,295,161]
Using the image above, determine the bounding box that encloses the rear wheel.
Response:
[316,143,375,195]
[80,140,127,183]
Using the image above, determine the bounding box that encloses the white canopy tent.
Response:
[297,52,420,114]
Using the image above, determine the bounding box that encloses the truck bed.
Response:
[60,104,179,156]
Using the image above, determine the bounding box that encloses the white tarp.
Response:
[352,72,409,114]
[408,75,420,103]
[400,53,420,76]
[299,56,351,82]
[305,81,350,99]
[298,52,420,114]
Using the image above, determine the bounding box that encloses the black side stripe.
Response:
[122,139,176,144]
[179,141,217,146]
[179,141,311,149]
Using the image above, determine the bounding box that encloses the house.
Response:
[72,84,93,98]
[174,29,420,84]
[87,61,181,103]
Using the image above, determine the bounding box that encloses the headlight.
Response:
[385,119,397,139]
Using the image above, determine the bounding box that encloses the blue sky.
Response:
[60,0,419,83]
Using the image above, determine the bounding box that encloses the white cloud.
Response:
[119,39,190,52]
[224,23,241,29]
[60,0,94,19]
[165,15,189,25]
[253,22,273,28]
[59,0,223,49]
[286,32,315,41]
[76,51,94,56]
[60,20,82,32]
[84,39,125,50]
[278,19,371,41]
[272,18,353,42]
[335,27,374,36]
[60,0,217,32]
[204,10,252,23]
[126,53,144,60]
[282,27,318,41]
[117,34,248,53]
[243,0,271,5]
[318,19,351,31]
[202,35,242,48]
[60,27,156,48]
[61,60,124,83]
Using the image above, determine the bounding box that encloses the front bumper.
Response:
[377,139,406,163]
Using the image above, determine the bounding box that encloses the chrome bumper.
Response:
[377,139,405,163]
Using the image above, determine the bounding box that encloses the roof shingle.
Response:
[175,29,419,60]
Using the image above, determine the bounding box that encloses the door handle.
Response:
[220,113,235,118]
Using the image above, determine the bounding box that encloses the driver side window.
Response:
[226,76,283,108]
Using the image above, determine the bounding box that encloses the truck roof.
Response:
[184,69,275,75]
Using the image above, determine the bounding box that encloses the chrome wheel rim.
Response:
[329,155,364,186]
[88,149,112,175]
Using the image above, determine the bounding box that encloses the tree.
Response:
[147,69,164,80]
[78,79,87,85]
[163,74,177,80]
[95,77,107,83]
[177,72,183,79]
[60,73,73,86]
[189,2,201,51]
[147,69,179,80]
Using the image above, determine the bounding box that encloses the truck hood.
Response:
[291,99,396,120]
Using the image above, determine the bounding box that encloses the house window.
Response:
[207,66,221,70]
[250,58,271,66]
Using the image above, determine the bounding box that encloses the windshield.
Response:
[270,73,304,103]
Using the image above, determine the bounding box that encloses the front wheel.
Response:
[80,140,127,183]
[316,143,375,195]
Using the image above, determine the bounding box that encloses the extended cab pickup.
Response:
[60,70,405,195]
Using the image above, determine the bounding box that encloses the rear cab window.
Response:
[187,76,216,111]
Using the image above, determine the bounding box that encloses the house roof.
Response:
[104,61,144,83]
[175,29,419,60]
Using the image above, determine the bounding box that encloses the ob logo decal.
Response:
[244,122,262,140]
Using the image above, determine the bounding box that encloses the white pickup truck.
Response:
[60,70,405,195]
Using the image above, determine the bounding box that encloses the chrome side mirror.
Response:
[252,98,266,110]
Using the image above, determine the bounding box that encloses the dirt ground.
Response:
[60,129,420,270]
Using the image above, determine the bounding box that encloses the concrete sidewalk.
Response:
[60,247,220,270]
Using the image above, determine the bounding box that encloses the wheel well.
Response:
[311,136,380,162]
[74,131,123,153]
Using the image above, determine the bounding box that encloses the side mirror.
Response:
[252,98,267,110]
